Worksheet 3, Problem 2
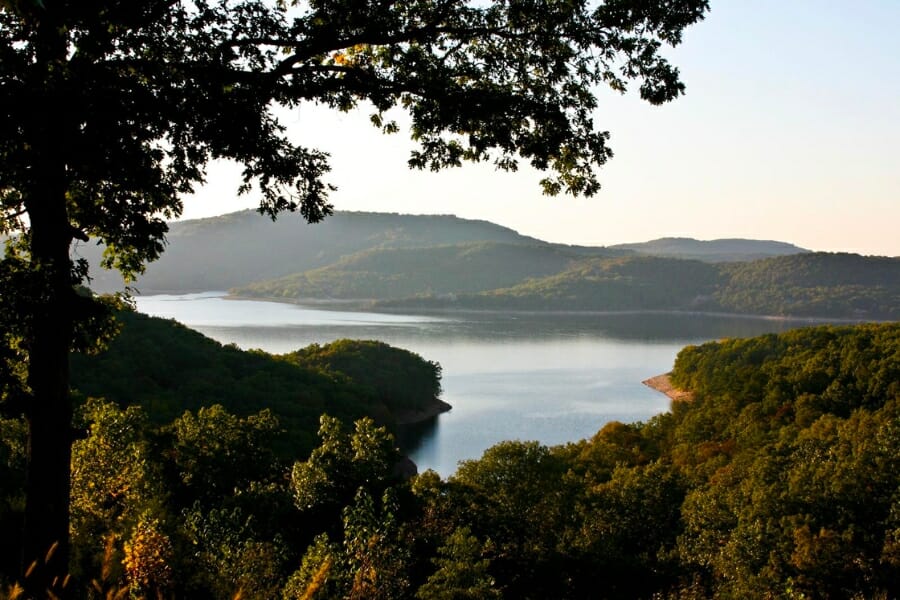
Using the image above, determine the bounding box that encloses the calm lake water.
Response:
[135,292,815,476]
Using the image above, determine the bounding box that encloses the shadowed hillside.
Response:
[69,309,446,457]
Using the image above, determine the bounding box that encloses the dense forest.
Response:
[69,309,445,457]
[231,242,581,301]
[372,252,899,320]
[2,319,897,598]
[76,210,895,320]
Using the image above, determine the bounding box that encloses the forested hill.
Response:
[280,251,895,320]
[713,252,900,318]
[233,242,581,300]
[610,236,809,262]
[75,209,815,294]
[77,210,547,293]
[450,252,899,319]
[69,309,446,457]
[74,208,897,319]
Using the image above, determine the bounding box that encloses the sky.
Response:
[180,0,900,257]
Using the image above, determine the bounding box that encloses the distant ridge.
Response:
[77,209,898,320]
[78,209,547,293]
[610,237,809,262]
[78,209,817,294]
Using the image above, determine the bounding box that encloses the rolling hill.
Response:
[76,209,815,294]
[77,210,547,293]
[73,209,897,320]
[69,309,447,457]
[232,242,582,300]
[610,237,809,262]
[380,252,900,320]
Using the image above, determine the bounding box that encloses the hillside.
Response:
[73,209,897,319]
[77,210,546,293]
[69,309,446,456]
[15,321,897,599]
[76,209,808,295]
[232,242,581,300]
[380,255,723,311]
[381,252,899,320]
[713,252,900,319]
[610,236,809,262]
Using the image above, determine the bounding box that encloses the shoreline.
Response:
[221,293,880,325]
[642,373,694,402]
[393,398,453,426]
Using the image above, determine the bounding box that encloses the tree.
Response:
[290,415,400,529]
[451,440,571,597]
[69,398,166,585]
[416,526,501,600]
[0,0,709,590]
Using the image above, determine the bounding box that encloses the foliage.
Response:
[4,321,900,597]
[69,399,167,584]
[415,527,501,600]
[237,247,899,320]
[284,417,411,599]
[286,339,442,413]
[122,514,174,597]
[290,416,400,523]
[169,405,283,505]
[0,417,26,575]
[234,242,579,301]
[668,322,900,598]
[70,310,446,457]
[180,503,290,600]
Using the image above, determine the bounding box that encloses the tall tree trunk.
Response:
[21,205,75,596]
[20,6,76,595]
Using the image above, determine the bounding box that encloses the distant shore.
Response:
[642,373,694,402]
[222,293,877,325]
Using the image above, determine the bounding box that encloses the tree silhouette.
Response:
[0,0,708,591]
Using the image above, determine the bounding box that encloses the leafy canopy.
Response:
[1,0,709,278]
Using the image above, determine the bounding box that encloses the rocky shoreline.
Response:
[393,397,453,426]
[642,373,694,402]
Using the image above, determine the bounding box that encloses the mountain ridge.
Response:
[78,210,547,293]
[78,209,818,293]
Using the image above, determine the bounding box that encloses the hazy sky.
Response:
[181,0,900,257]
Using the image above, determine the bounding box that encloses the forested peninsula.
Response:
[69,309,447,457]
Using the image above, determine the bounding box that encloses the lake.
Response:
[135,292,814,476]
